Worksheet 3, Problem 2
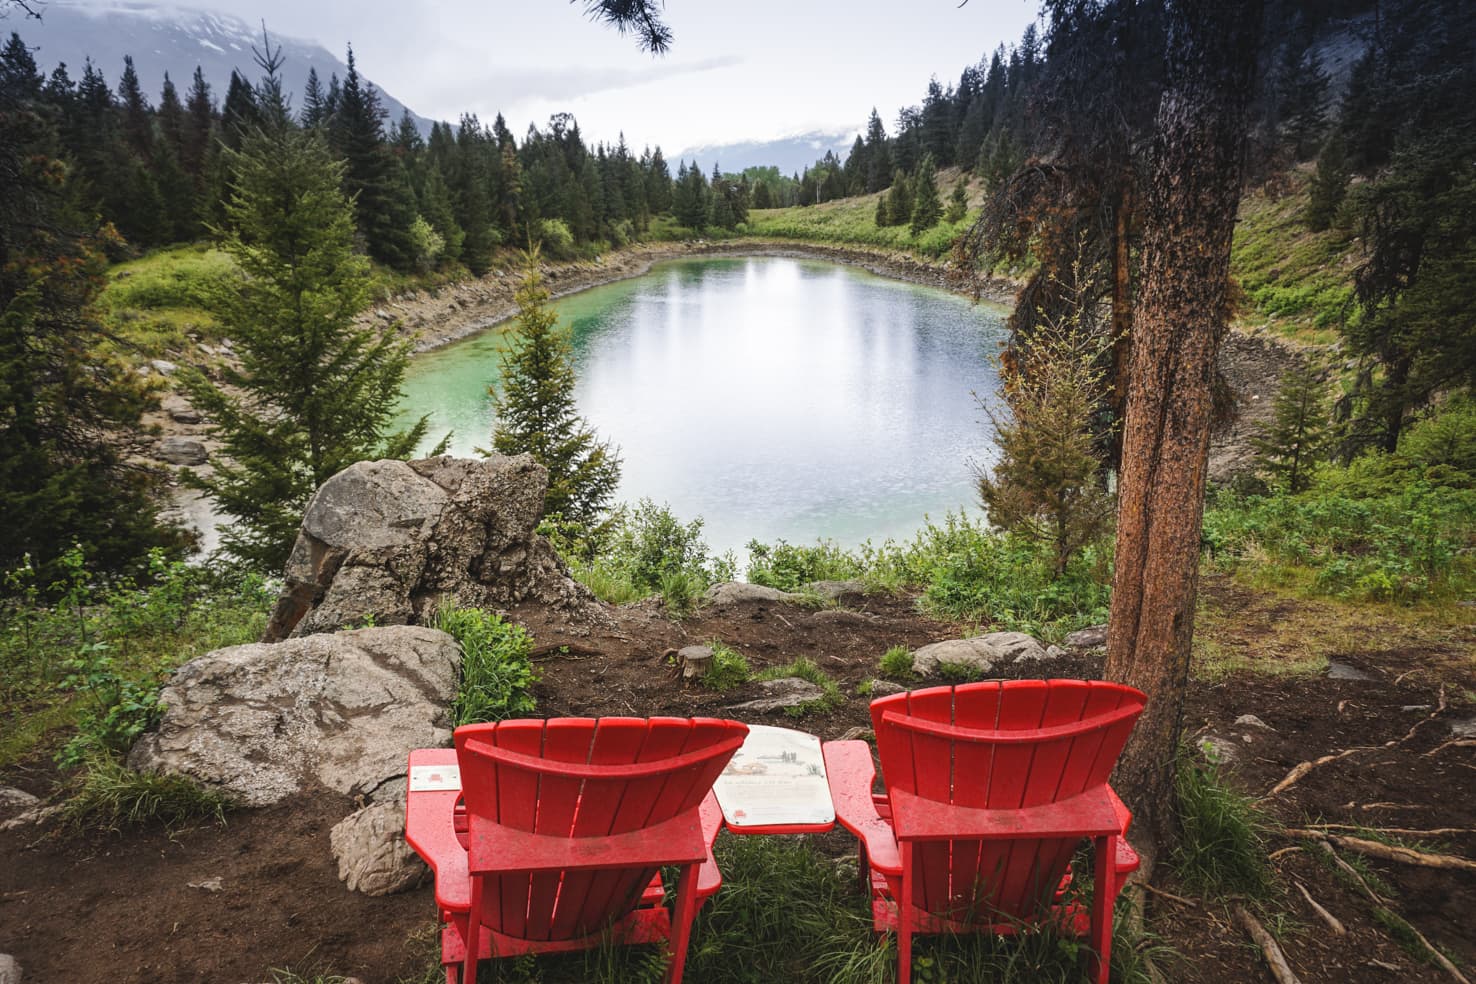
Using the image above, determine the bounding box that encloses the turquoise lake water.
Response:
[398,256,1009,560]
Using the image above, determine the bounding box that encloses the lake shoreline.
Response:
[375,238,1019,354]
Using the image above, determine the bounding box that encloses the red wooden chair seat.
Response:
[405,716,747,984]
[824,679,1146,984]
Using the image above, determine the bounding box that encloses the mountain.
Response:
[13,1,435,134]
[675,129,858,178]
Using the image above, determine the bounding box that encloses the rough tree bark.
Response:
[1103,0,1263,869]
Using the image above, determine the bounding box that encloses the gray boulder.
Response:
[1063,624,1109,649]
[803,579,867,601]
[728,678,825,713]
[703,582,801,606]
[330,798,428,896]
[263,455,605,640]
[866,679,907,698]
[128,626,460,806]
[1327,660,1375,681]
[910,632,1046,676]
[156,437,208,466]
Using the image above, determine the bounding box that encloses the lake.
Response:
[399,256,1008,560]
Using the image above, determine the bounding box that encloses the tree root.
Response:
[1284,829,1476,873]
[1232,904,1303,984]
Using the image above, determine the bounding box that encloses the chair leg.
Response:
[897,842,913,984]
[667,861,700,984]
[1089,835,1115,984]
[464,876,483,984]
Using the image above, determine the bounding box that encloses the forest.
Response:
[1,0,1474,981]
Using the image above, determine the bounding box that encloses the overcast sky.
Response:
[164,0,1040,154]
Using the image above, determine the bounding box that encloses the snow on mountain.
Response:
[14,1,436,134]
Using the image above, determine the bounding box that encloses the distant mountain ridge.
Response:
[676,129,858,178]
[14,1,435,134]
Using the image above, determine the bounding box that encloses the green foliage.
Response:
[755,657,843,716]
[1172,754,1272,898]
[702,642,752,691]
[184,120,427,572]
[880,645,916,679]
[490,251,622,533]
[909,155,942,235]
[1250,362,1332,493]
[977,309,1115,576]
[541,500,734,608]
[745,538,864,592]
[433,602,537,725]
[745,192,973,259]
[536,218,577,259]
[1,546,271,769]
[944,178,969,224]
[62,754,231,830]
[95,245,236,353]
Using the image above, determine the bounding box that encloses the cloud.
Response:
[423,55,742,111]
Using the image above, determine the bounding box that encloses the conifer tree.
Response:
[646,146,672,214]
[1303,131,1348,231]
[184,82,428,570]
[181,66,215,182]
[117,54,152,158]
[1251,363,1330,492]
[300,66,328,128]
[333,46,418,271]
[910,155,942,234]
[886,169,912,227]
[874,192,890,227]
[945,177,968,223]
[863,108,892,193]
[490,249,621,531]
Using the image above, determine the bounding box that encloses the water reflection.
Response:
[400,257,1008,558]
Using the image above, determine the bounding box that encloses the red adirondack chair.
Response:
[404,716,749,984]
[823,679,1146,984]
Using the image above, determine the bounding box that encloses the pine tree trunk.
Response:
[1103,0,1263,869]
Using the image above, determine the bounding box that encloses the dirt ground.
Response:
[2,576,1473,983]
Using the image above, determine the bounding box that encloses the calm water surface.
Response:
[399,257,1008,559]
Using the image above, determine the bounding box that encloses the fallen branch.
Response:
[1293,880,1345,935]
[1137,882,1198,908]
[1233,904,1303,984]
[1390,685,1448,747]
[1424,739,1476,758]
[1356,802,1429,812]
[1310,838,1472,984]
[1284,829,1476,873]
[1265,747,1370,797]
[1268,846,1303,861]
[1307,823,1476,838]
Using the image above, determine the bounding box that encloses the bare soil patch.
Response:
[3,576,1471,982]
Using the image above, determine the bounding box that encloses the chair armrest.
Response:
[698,791,724,899]
[822,740,901,875]
[404,748,470,912]
[1106,785,1141,874]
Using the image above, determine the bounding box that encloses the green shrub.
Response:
[536,218,577,260]
[1172,755,1271,898]
[703,642,752,691]
[746,538,864,592]
[433,603,537,725]
[879,645,915,679]
[63,754,231,830]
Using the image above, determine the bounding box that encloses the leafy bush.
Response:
[542,500,735,611]
[746,538,864,592]
[536,218,576,260]
[702,642,752,691]
[434,603,537,725]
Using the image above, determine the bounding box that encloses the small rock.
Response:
[727,678,824,713]
[1401,705,1432,713]
[810,609,873,627]
[0,803,62,833]
[0,786,40,819]
[836,726,870,741]
[375,308,393,321]
[187,877,223,892]
[1018,644,1067,662]
[156,437,208,466]
[803,579,867,601]
[1451,717,1476,739]
[866,679,907,697]
[149,359,178,375]
[1198,736,1240,765]
[330,799,427,896]
[703,582,801,606]
[0,953,20,984]
[1327,661,1375,681]
[677,644,713,681]
[1234,714,1273,731]
[1063,624,1109,648]
[168,405,203,424]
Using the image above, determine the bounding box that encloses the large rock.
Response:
[1063,624,1109,649]
[910,632,1047,676]
[264,455,604,640]
[703,582,801,606]
[330,799,428,896]
[128,626,460,806]
[156,437,208,466]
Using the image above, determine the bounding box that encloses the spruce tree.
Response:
[1251,363,1330,493]
[333,46,417,271]
[184,108,428,570]
[874,192,891,227]
[945,177,968,223]
[886,169,912,227]
[181,66,215,183]
[864,108,892,193]
[490,250,621,531]
[646,146,672,214]
[910,154,943,234]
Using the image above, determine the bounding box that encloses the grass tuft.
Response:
[702,642,752,691]
[63,755,231,830]
[1171,755,1272,898]
[432,602,537,725]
